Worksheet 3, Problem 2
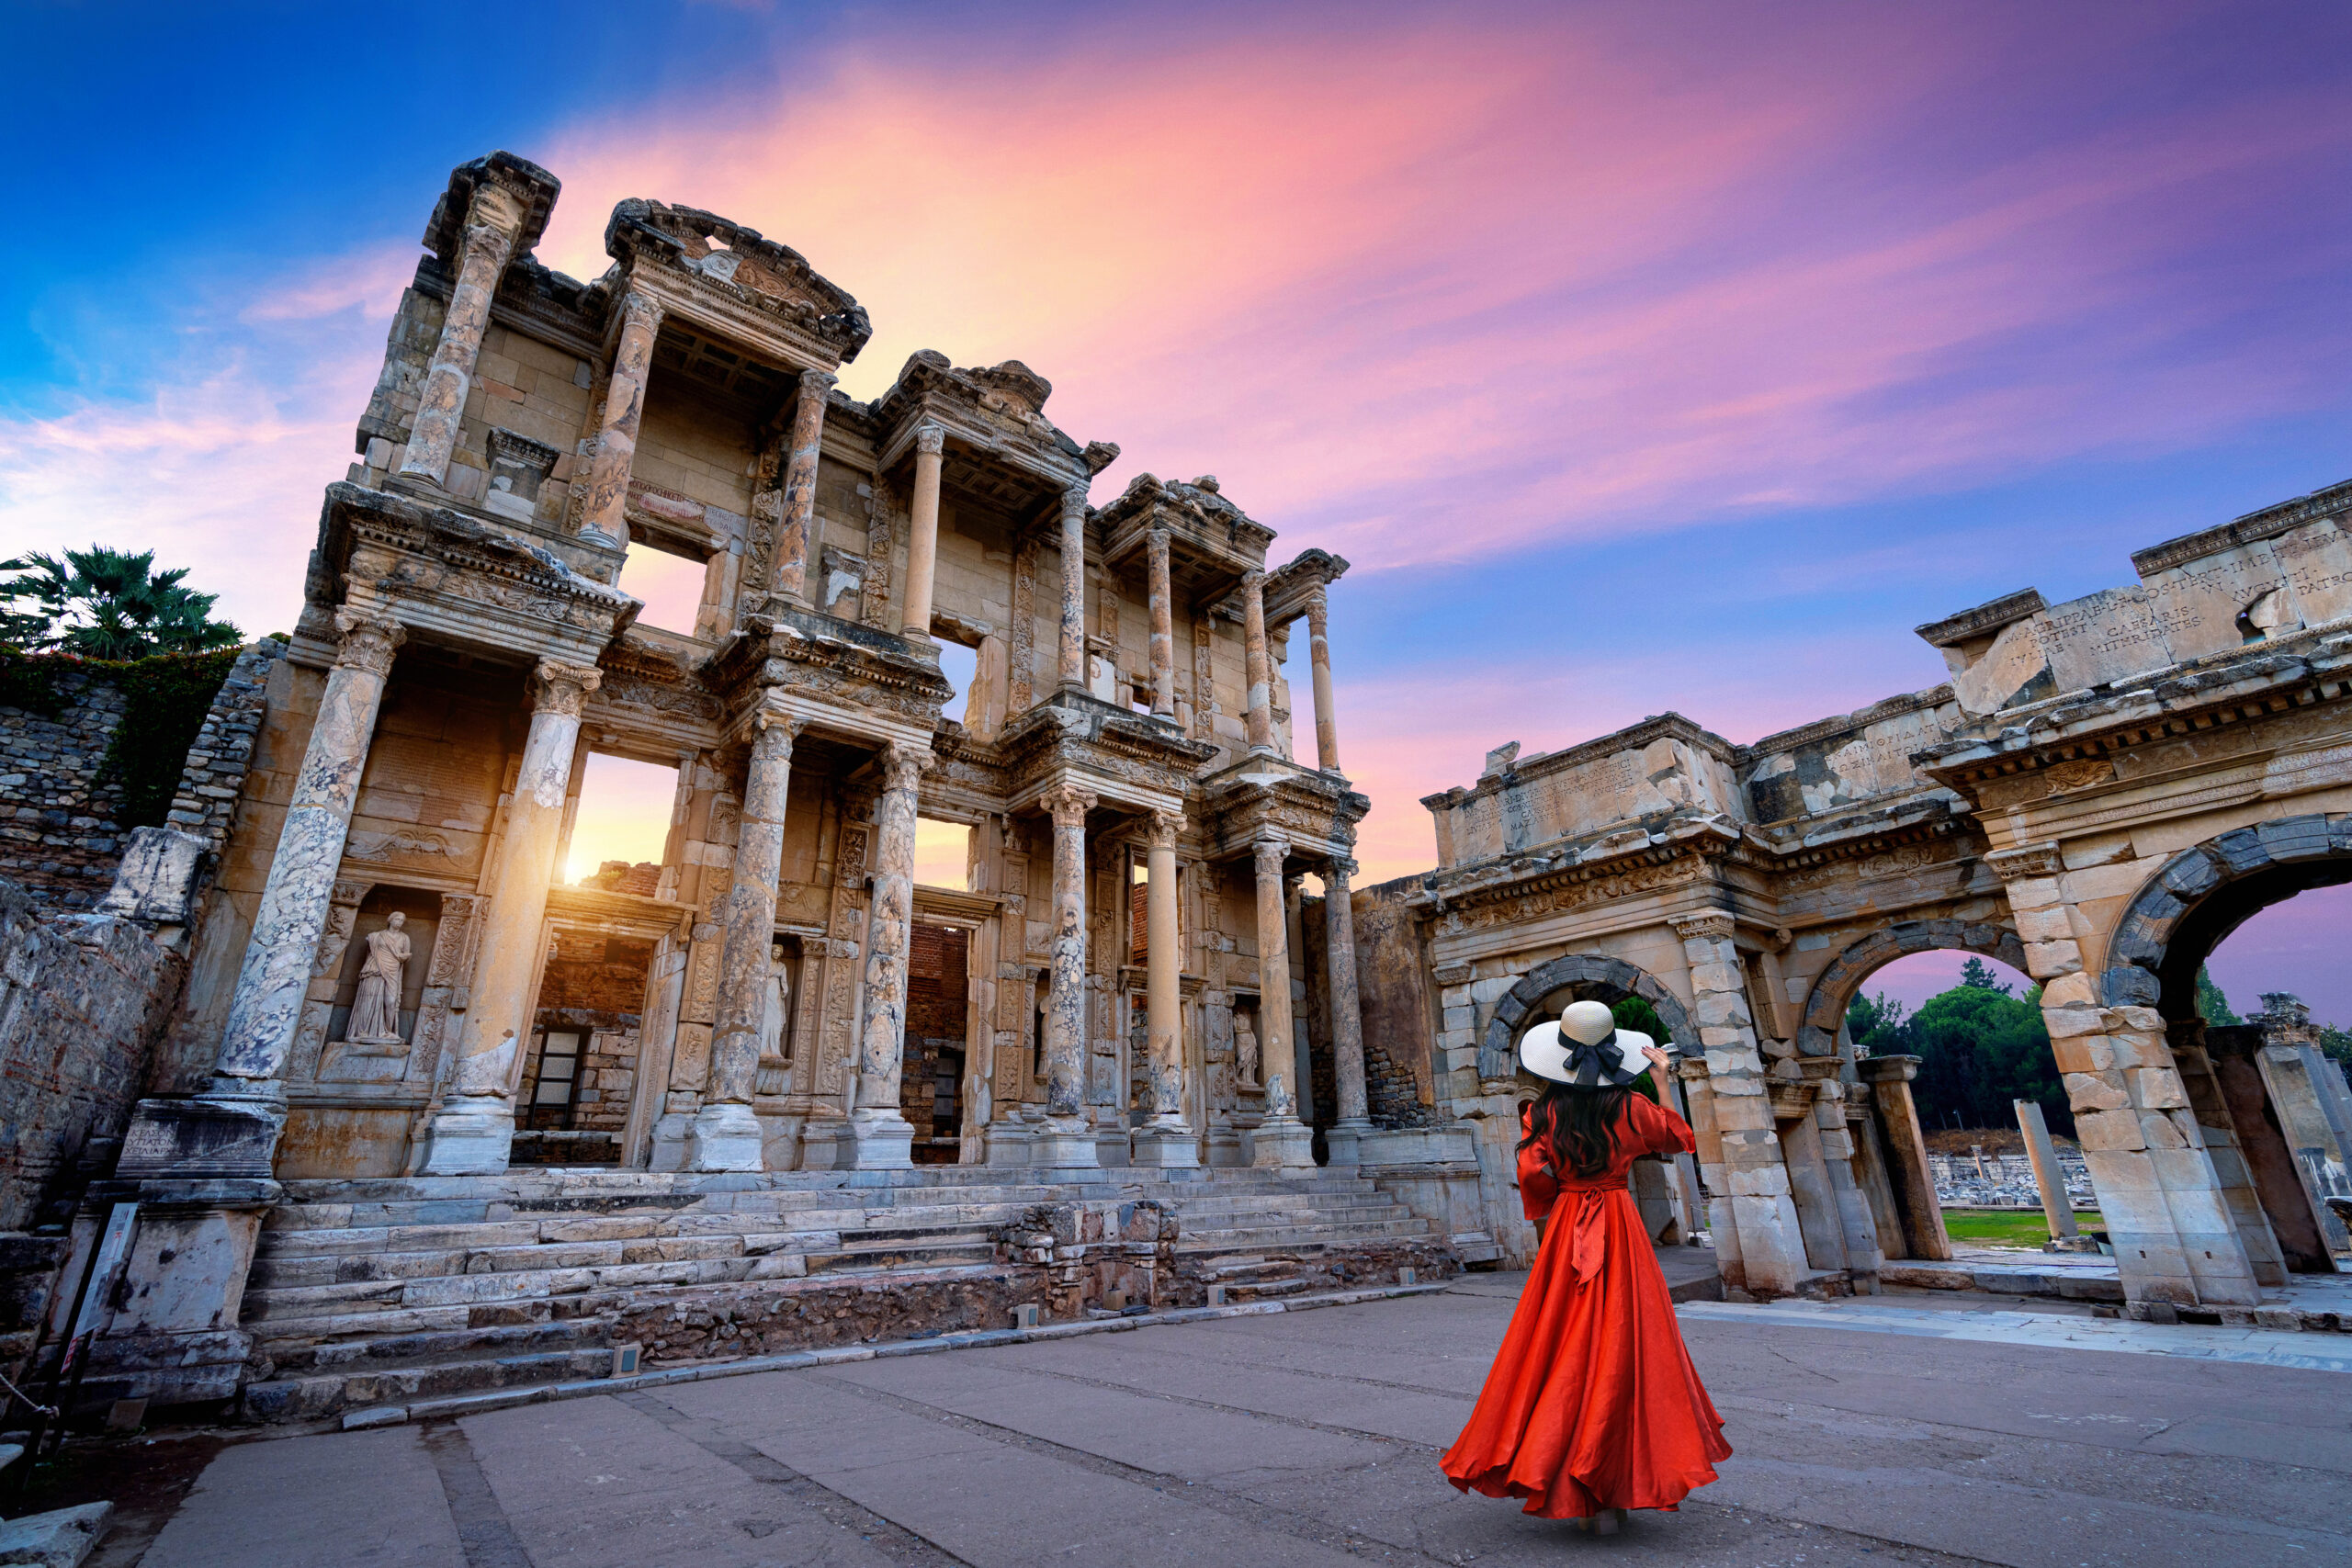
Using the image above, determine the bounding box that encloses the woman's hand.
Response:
[1641,1043,1672,1076]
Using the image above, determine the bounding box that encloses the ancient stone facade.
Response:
[50,153,1476,1415]
[1367,477,2352,1314]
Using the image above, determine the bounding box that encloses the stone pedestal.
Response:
[1250,1115,1316,1170]
[1131,1127,1200,1168]
[984,1122,1035,1168]
[797,1114,854,1171]
[1035,1123,1103,1168]
[72,1175,277,1409]
[1323,1120,1370,1168]
[680,1101,759,1172]
[417,1093,516,1175]
[848,1108,916,1168]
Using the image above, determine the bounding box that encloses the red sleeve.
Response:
[1516,1104,1559,1223]
[1629,1093,1697,1158]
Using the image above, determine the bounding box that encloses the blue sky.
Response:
[5,1,2348,1015]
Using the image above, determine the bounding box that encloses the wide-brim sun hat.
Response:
[1520,999,1653,1088]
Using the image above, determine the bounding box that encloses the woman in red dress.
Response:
[1441,999,1731,1534]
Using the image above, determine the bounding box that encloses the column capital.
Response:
[1041,783,1098,829]
[1669,908,1736,942]
[913,423,946,457]
[1148,808,1186,849]
[1241,568,1267,593]
[616,288,664,333]
[1252,836,1289,876]
[877,740,934,795]
[466,179,530,236]
[1060,484,1090,521]
[529,659,604,717]
[797,367,839,399]
[460,217,520,270]
[1987,842,2065,883]
[1304,584,1329,624]
[1326,855,1356,886]
[1146,525,1171,554]
[332,608,406,675]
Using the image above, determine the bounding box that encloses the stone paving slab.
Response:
[116,1271,2352,1568]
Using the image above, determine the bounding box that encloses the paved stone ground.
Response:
[81,1270,2352,1568]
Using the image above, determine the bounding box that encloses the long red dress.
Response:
[1441,1093,1731,1518]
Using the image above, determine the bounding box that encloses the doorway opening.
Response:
[515,930,657,1166]
[904,920,970,1164]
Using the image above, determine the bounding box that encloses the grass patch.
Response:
[1941,1207,2102,1247]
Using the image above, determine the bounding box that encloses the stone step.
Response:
[263,1188,1079,1235]
[1177,1219,1433,1249]
[258,1315,614,1377]
[1227,1276,1309,1301]
[244,1345,618,1424]
[257,1207,1020,1260]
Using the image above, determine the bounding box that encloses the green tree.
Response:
[1959,956,2010,993]
[0,547,241,659]
[2196,966,2240,1026]
[2318,1024,2352,1091]
[1908,982,2067,1135]
[1610,995,1671,1044]
[1846,991,1909,1055]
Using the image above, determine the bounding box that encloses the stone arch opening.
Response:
[1477,954,1692,1082]
[2100,813,2352,1272]
[1799,919,2028,1059]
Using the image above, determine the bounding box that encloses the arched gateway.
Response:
[1362,477,2352,1312]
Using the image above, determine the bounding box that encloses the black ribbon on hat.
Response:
[1566,1028,1641,1089]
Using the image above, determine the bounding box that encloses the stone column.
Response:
[1304,587,1341,773]
[206,609,406,1117]
[574,290,663,547]
[2254,1043,2352,1256]
[851,742,933,1168]
[1036,784,1100,1167]
[1675,1060,1747,1286]
[1132,809,1196,1167]
[690,716,798,1172]
[1856,1055,1951,1260]
[1146,528,1176,716]
[2166,1024,2290,1282]
[422,659,602,1174]
[1990,842,2260,1311]
[398,185,526,488]
[1240,570,1275,754]
[771,369,837,608]
[1057,486,1088,690]
[1322,857,1372,1166]
[2016,1098,2080,1242]
[1672,910,1805,1295]
[1250,837,1314,1168]
[900,424,945,639]
[2206,1032,2336,1270]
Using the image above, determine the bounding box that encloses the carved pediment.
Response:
[605,199,872,362]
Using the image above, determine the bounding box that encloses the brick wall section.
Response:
[0,667,130,908]
[0,877,185,1230]
[164,640,284,858]
[526,933,655,1134]
[1351,879,1443,1128]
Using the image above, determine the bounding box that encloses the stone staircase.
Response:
[238,1168,1455,1423]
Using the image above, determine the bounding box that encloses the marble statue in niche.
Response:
[755,942,792,1094]
[347,911,412,1044]
[1234,1008,1261,1089]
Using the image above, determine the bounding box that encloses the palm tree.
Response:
[0,547,242,658]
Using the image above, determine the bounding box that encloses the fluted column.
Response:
[575,290,663,547]
[1250,836,1313,1168]
[422,659,603,1174]
[1132,809,1195,1167]
[1322,857,1371,1165]
[1240,570,1274,754]
[772,369,837,608]
[1305,587,1341,773]
[1036,784,1100,1167]
[691,716,798,1171]
[398,185,526,487]
[900,424,945,639]
[211,609,406,1096]
[1146,527,1175,716]
[1056,485,1089,690]
[851,743,933,1168]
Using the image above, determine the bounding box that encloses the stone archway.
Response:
[1477,953,1693,1081]
[1797,917,2029,1057]
[2099,813,2352,1014]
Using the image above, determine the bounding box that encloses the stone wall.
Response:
[1351,880,1442,1127]
[0,664,130,908]
[0,878,186,1230]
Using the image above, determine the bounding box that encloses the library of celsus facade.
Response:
[70,153,1470,1416]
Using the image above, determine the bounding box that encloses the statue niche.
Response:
[754,941,796,1096]
[317,889,441,1084]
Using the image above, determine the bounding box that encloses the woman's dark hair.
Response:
[1518,1081,1632,1179]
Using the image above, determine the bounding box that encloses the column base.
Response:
[1131,1122,1200,1168]
[1035,1118,1102,1169]
[846,1109,916,1169]
[796,1116,854,1171]
[1250,1116,1316,1170]
[1204,1125,1249,1168]
[687,1102,765,1172]
[417,1093,515,1175]
[647,1111,693,1172]
[983,1122,1034,1168]
[1324,1118,1374,1168]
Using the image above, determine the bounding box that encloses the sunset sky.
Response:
[4,2,2346,1016]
